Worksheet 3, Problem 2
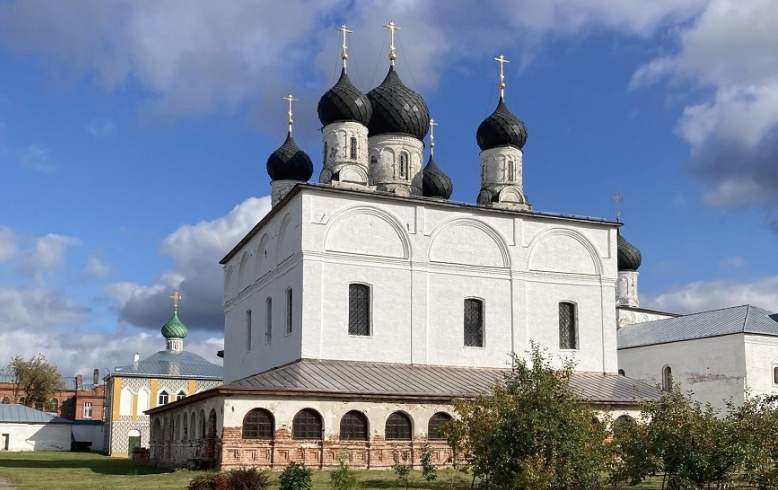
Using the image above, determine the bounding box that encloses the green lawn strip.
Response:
[0,452,757,489]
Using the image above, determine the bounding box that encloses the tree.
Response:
[734,394,778,490]
[5,354,63,409]
[447,343,612,489]
[611,388,746,490]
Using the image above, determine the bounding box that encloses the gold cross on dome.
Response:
[611,189,623,222]
[283,94,297,134]
[383,21,401,65]
[429,118,439,156]
[170,291,182,314]
[337,24,353,70]
[494,54,510,99]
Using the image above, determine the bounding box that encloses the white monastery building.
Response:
[147,23,658,470]
[0,404,72,452]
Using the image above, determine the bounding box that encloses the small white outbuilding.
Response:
[0,404,73,451]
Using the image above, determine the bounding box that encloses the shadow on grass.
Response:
[0,453,174,476]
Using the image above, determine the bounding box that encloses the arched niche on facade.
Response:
[324,206,410,260]
[527,228,602,275]
[428,218,510,268]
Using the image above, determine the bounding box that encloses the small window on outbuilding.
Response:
[340,411,368,441]
[158,390,169,405]
[773,366,778,385]
[265,297,272,343]
[292,409,323,440]
[662,366,673,392]
[428,412,452,440]
[386,412,412,440]
[246,310,252,350]
[243,408,274,440]
[176,390,186,401]
[286,288,293,335]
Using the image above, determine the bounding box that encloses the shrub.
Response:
[419,444,437,482]
[391,450,411,489]
[226,466,271,489]
[329,455,359,490]
[187,472,228,490]
[279,462,312,490]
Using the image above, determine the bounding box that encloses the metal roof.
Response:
[0,404,72,424]
[222,359,659,405]
[112,350,223,380]
[0,373,100,391]
[618,304,778,349]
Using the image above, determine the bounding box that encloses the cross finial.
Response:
[383,21,401,66]
[170,291,182,315]
[429,118,439,157]
[611,189,623,222]
[337,24,353,71]
[283,94,296,134]
[494,54,510,100]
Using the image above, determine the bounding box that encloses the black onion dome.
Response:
[367,67,430,140]
[317,69,372,127]
[476,98,528,151]
[422,155,453,199]
[266,132,314,181]
[617,233,642,271]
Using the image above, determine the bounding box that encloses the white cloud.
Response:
[110,196,271,332]
[0,286,88,333]
[0,226,17,262]
[21,233,81,280]
[630,0,778,211]
[86,119,115,138]
[642,276,778,314]
[83,255,111,279]
[19,144,53,173]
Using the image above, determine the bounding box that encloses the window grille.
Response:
[83,401,93,419]
[350,137,357,160]
[243,408,274,439]
[559,302,577,349]
[158,391,169,405]
[348,284,370,336]
[340,411,368,441]
[246,310,252,350]
[386,412,412,440]
[399,154,408,179]
[292,409,322,439]
[428,412,452,440]
[286,289,293,334]
[464,299,484,347]
[265,298,272,342]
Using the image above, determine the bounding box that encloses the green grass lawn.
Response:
[0,451,748,489]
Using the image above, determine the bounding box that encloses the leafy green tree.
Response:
[329,454,359,490]
[611,388,746,490]
[278,462,312,490]
[391,450,411,489]
[6,354,63,408]
[420,443,438,482]
[734,394,778,490]
[447,343,612,489]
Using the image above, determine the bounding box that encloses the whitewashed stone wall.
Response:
[743,335,778,400]
[224,187,620,383]
[618,334,747,412]
[0,423,71,451]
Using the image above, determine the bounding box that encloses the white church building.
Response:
[147,24,658,470]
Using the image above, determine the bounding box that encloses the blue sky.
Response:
[1,0,778,377]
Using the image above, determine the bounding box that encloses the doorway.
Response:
[127,429,141,456]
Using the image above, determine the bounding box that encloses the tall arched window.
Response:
[348,284,371,336]
[293,409,323,440]
[158,390,169,406]
[507,161,515,181]
[190,412,197,440]
[662,366,673,392]
[386,412,412,440]
[464,298,484,347]
[286,288,293,335]
[612,415,636,437]
[399,153,408,179]
[340,411,368,441]
[350,137,358,160]
[265,297,272,342]
[243,408,274,440]
[428,412,452,440]
[246,309,252,351]
[559,302,577,349]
